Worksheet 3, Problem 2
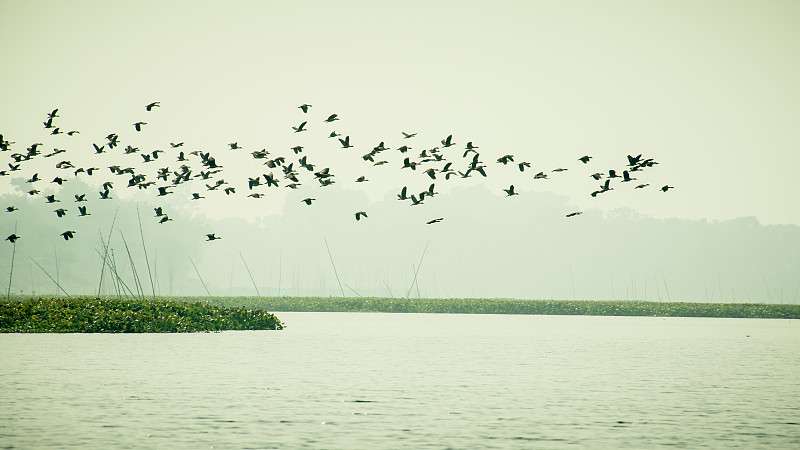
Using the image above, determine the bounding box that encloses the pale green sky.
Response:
[1,0,799,226]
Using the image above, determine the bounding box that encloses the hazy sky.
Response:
[1,0,799,226]
[1,1,799,301]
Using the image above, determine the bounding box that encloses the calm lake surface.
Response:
[1,313,799,448]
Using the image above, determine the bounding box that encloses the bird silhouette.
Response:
[133,122,147,132]
[206,233,220,241]
[292,121,307,133]
[145,101,160,111]
[6,206,18,212]
[299,104,312,113]
[60,230,76,241]
[566,212,583,217]
[579,155,592,164]
[78,206,89,216]
[441,135,454,147]
[426,218,444,224]
[621,170,636,182]
[503,185,519,196]
[325,114,339,123]
[355,211,368,221]
[6,234,20,243]
[402,132,417,139]
[45,194,59,203]
[339,136,353,148]
[301,197,315,205]
[54,208,67,217]
[661,185,674,192]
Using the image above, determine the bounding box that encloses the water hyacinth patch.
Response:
[0,297,283,333]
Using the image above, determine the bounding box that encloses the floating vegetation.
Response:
[0,297,283,333]
[198,296,800,319]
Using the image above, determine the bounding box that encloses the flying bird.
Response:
[355,211,368,221]
[133,122,147,132]
[301,198,315,205]
[206,233,221,241]
[6,234,19,243]
[566,212,583,218]
[579,155,592,164]
[426,218,444,225]
[145,101,160,111]
[292,121,307,133]
[298,104,312,113]
[324,114,339,123]
[60,230,76,241]
[503,185,519,196]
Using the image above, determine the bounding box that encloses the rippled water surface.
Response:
[2,313,799,448]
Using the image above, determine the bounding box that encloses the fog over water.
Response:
[1,179,797,302]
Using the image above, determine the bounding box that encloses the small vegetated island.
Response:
[0,297,283,333]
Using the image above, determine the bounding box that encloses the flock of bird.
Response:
[1,102,671,244]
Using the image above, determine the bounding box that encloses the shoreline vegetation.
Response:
[2,296,798,333]
[202,296,800,319]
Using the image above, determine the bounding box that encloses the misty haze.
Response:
[2,1,799,448]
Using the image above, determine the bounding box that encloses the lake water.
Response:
[1,313,799,448]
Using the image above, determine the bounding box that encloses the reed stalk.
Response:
[323,237,345,297]
[188,256,211,296]
[29,257,70,297]
[239,251,261,296]
[97,208,119,298]
[137,207,156,299]
[406,241,429,298]
[7,222,17,300]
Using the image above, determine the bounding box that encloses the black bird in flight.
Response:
[301,198,315,205]
[426,218,444,225]
[145,101,160,111]
[661,185,674,192]
[54,208,67,217]
[6,206,18,212]
[339,136,353,148]
[503,185,519,196]
[566,212,583,218]
[154,207,165,217]
[621,171,636,182]
[45,194,59,203]
[159,215,172,224]
[78,206,90,216]
[402,131,417,139]
[61,230,76,241]
[579,155,592,164]
[299,104,312,113]
[6,234,20,243]
[99,190,112,199]
[292,121,307,133]
[441,135,455,147]
[397,186,408,200]
[324,114,339,123]
[355,211,368,221]
[134,122,147,132]
[206,233,220,241]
